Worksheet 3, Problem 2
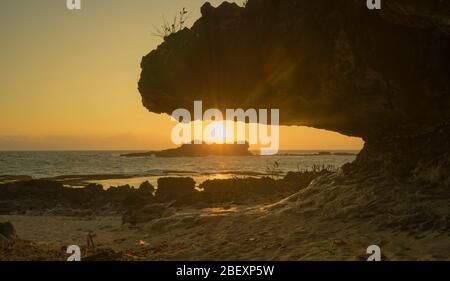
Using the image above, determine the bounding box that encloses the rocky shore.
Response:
[1,158,448,261]
[0,169,335,261]
[0,169,327,219]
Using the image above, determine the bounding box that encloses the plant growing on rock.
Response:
[152,7,191,39]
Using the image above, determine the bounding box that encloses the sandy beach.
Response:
[1,170,448,261]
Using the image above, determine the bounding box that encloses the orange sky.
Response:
[0,0,364,151]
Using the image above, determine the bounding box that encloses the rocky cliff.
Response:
[138,0,450,182]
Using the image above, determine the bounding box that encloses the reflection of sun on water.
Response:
[211,173,229,180]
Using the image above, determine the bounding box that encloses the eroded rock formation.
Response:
[138,0,450,183]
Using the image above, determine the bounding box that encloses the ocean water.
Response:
[0,151,358,187]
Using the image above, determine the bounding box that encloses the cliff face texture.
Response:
[138,0,450,180]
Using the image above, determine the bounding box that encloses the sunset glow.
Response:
[0,0,364,151]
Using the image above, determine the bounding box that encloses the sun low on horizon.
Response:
[205,122,228,144]
[0,0,364,151]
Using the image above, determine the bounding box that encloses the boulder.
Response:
[0,222,17,240]
[155,177,197,202]
[138,181,155,194]
[85,183,104,192]
[122,192,155,209]
[200,177,278,203]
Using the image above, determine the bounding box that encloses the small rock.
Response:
[85,183,104,192]
[0,222,17,240]
[138,181,155,194]
[155,177,197,202]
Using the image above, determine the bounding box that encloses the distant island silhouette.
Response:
[121,142,253,157]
